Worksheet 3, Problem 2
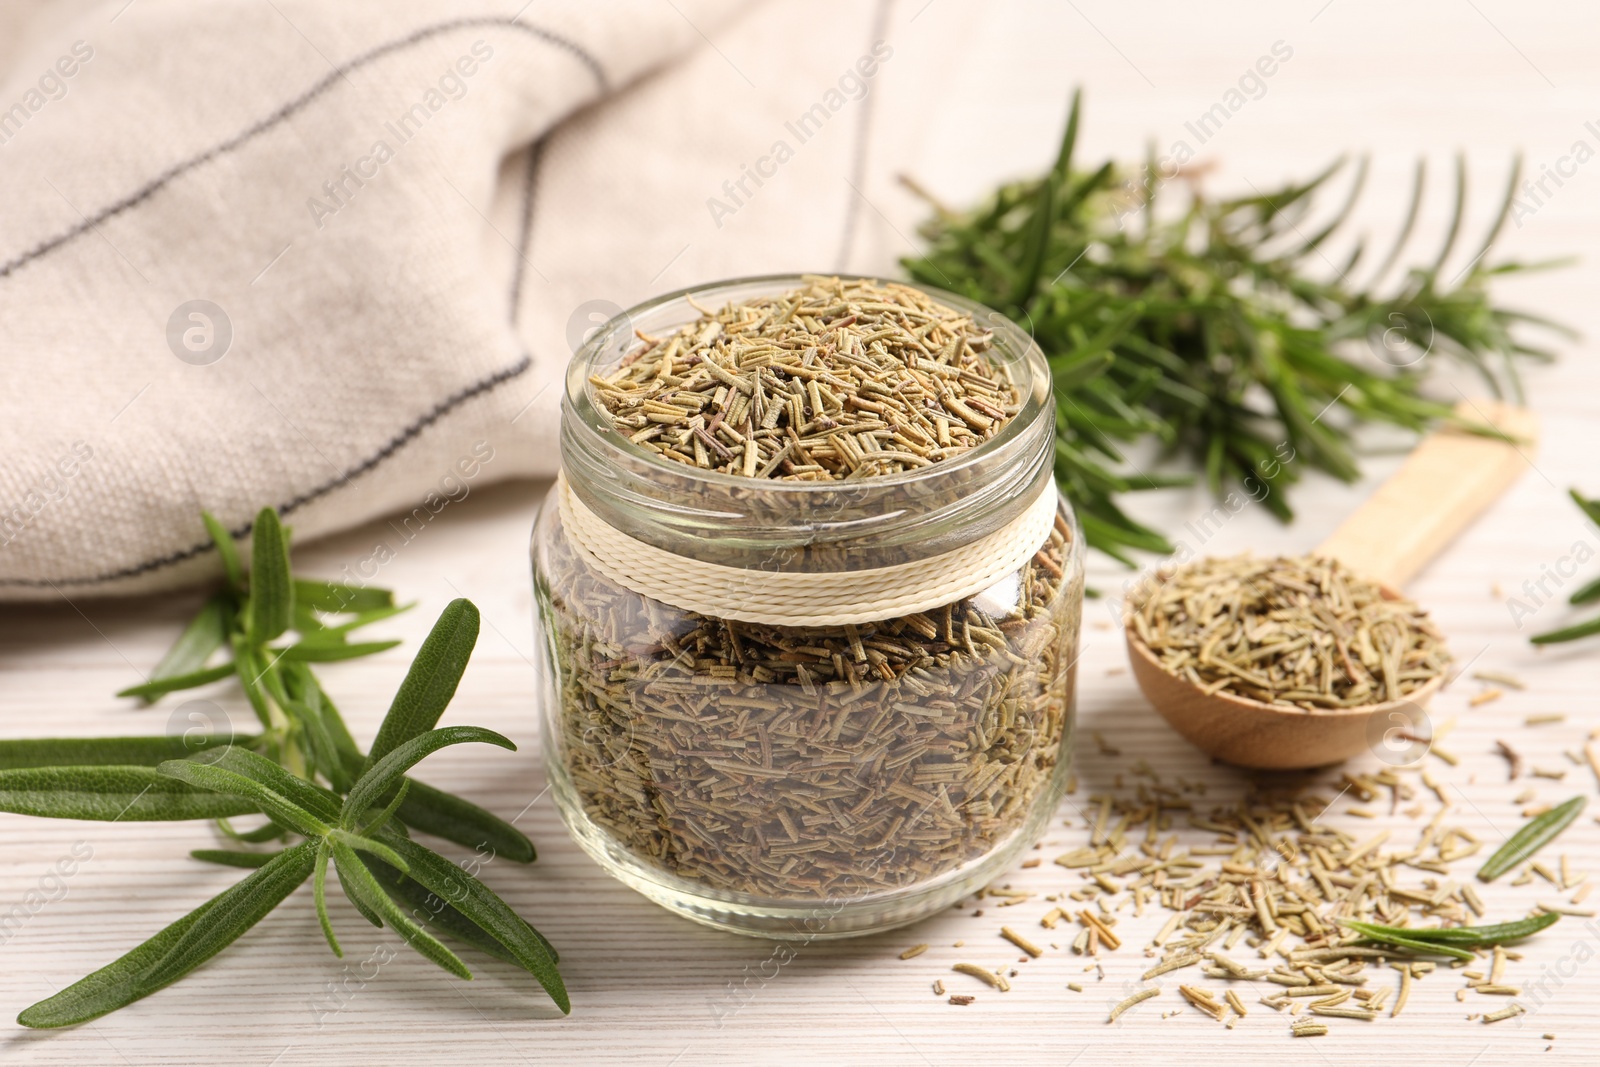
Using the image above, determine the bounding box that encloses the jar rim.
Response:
[563,272,1051,495]
[558,273,1063,567]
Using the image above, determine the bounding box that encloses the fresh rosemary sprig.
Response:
[6,598,565,1026]
[0,511,564,1023]
[902,89,1573,563]
[1342,912,1560,961]
[101,508,530,860]
[1530,490,1600,644]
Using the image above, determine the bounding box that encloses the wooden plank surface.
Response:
[5,1,1600,1063]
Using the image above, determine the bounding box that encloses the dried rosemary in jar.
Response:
[532,275,1082,937]
[1127,553,1450,709]
[589,276,1019,481]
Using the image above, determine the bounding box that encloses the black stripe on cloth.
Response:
[0,352,534,588]
[0,16,605,281]
[509,139,546,325]
[4,117,561,591]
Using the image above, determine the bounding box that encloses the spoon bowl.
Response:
[1125,629,1446,769]
[1122,399,1534,770]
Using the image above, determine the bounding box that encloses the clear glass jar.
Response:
[531,275,1083,939]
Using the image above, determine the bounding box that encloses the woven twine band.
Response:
[555,472,1059,627]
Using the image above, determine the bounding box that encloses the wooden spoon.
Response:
[1126,400,1538,770]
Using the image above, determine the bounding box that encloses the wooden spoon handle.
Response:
[1315,400,1538,589]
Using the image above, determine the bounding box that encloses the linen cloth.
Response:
[0,0,970,600]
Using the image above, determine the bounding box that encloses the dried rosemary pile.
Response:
[544,514,1077,898]
[928,763,1582,1032]
[1127,554,1450,709]
[591,276,1019,480]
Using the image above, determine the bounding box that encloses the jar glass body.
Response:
[531,275,1084,939]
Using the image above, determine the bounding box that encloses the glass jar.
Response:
[531,275,1083,939]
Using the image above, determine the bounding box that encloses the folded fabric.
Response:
[0,0,951,601]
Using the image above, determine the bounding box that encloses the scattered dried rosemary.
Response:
[1128,554,1450,709]
[590,276,1019,480]
[925,761,1570,1031]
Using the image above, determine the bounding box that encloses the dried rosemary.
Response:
[591,277,1018,480]
[543,512,1077,898]
[932,762,1567,1031]
[1127,554,1449,709]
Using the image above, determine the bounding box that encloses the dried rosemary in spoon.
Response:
[1127,553,1449,709]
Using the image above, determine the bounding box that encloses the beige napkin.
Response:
[0,0,964,601]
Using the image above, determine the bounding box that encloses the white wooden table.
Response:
[6,1,1600,1062]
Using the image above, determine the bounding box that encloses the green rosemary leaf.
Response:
[115,663,234,702]
[1469,153,1523,272]
[329,839,472,979]
[201,511,245,591]
[293,600,329,635]
[1011,88,1078,308]
[140,840,318,991]
[146,595,231,690]
[1530,492,1600,635]
[344,726,514,827]
[278,692,345,789]
[327,827,409,872]
[265,665,345,788]
[1344,912,1559,946]
[277,639,402,662]
[1530,616,1600,645]
[1342,925,1475,961]
[1429,153,1468,280]
[17,841,315,1028]
[1568,487,1600,527]
[216,816,287,843]
[1478,797,1587,881]
[380,832,567,1012]
[1049,350,1115,392]
[190,849,282,869]
[323,602,414,633]
[292,579,395,614]
[367,598,480,765]
[366,856,523,966]
[1567,575,1600,607]
[0,733,246,770]
[313,840,341,957]
[358,779,410,837]
[156,758,329,838]
[230,639,274,730]
[184,747,342,823]
[293,670,366,791]
[396,779,536,864]
[1366,157,1425,288]
[347,892,385,930]
[0,766,257,821]
[1076,505,1174,556]
[247,507,293,644]
[292,604,415,645]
